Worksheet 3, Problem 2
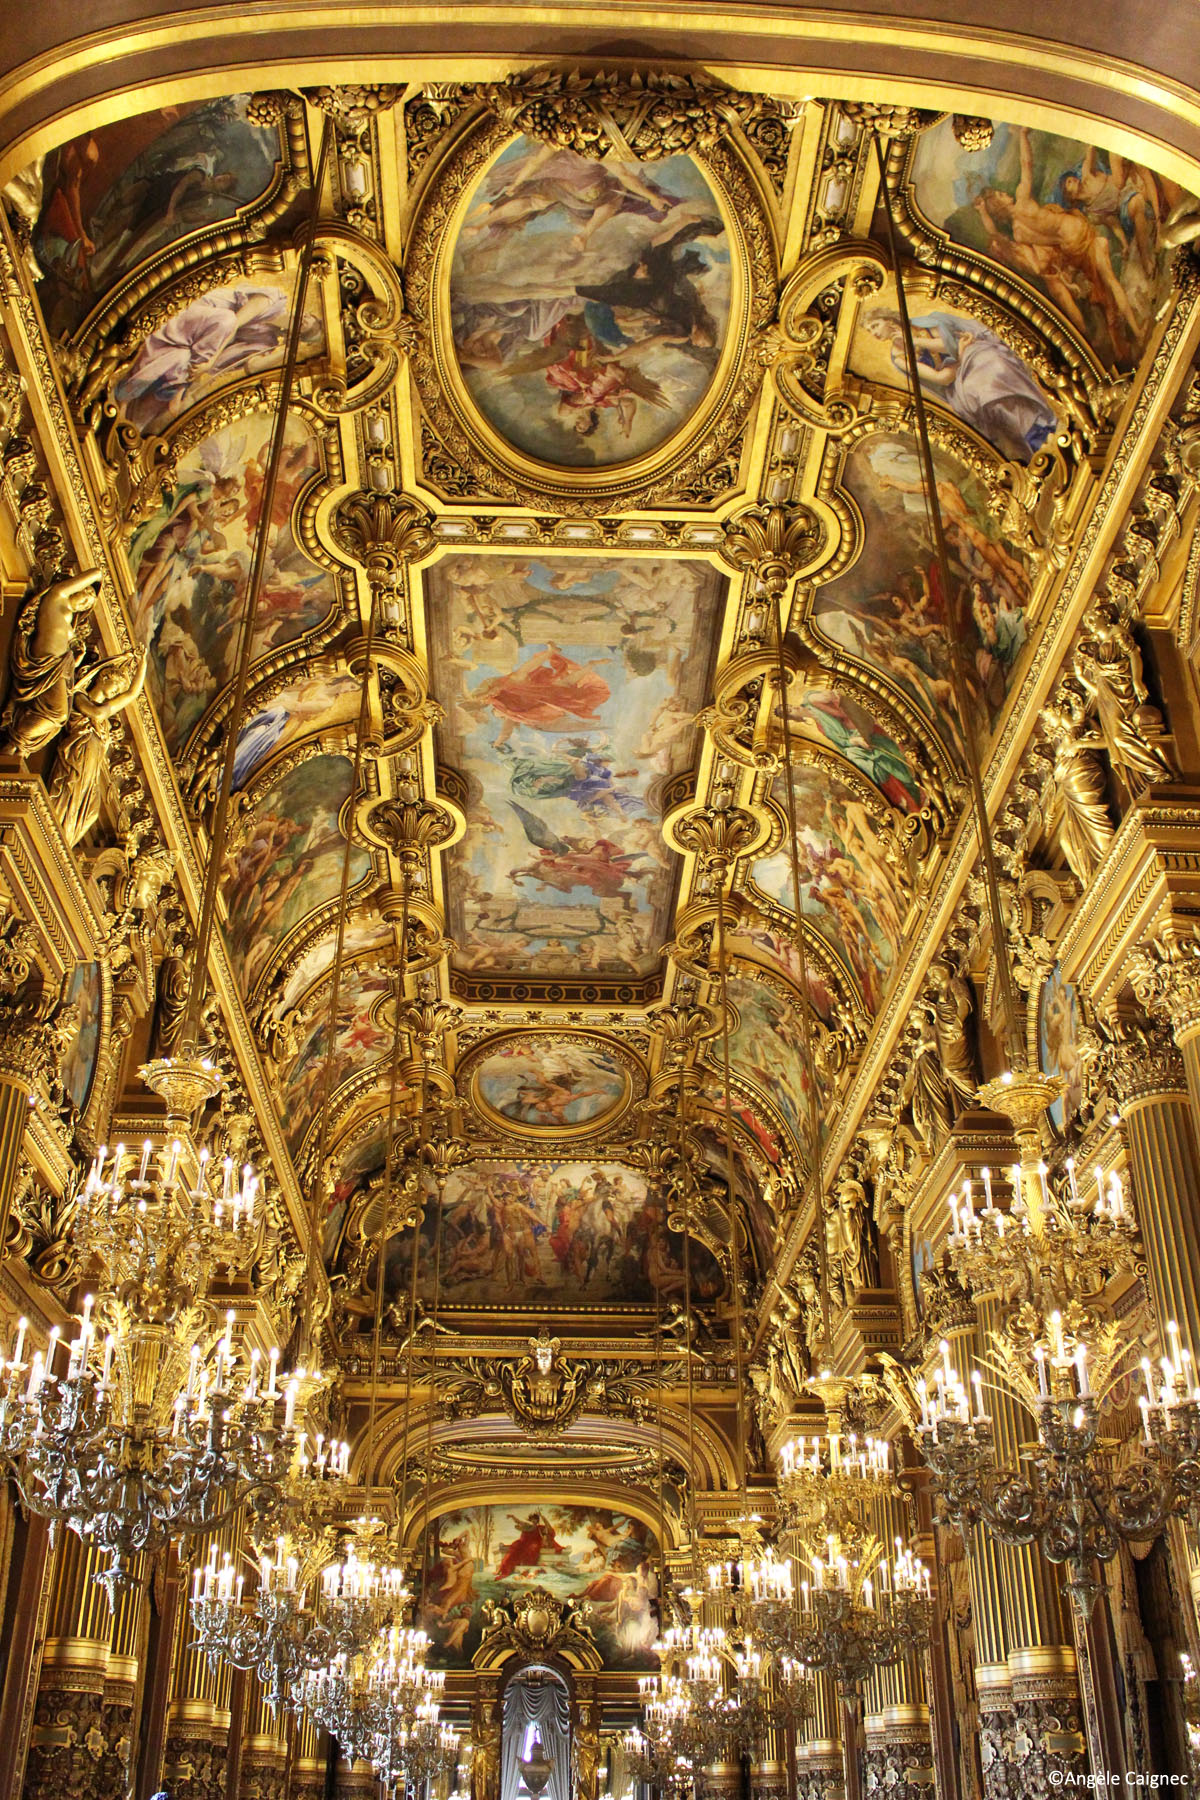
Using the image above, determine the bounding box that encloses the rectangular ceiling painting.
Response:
[426,553,724,977]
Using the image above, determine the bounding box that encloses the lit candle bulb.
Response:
[982,1165,994,1211]
[1074,1345,1090,1398]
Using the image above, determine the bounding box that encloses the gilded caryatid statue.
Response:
[825,1172,875,1302]
[1073,600,1175,796]
[926,958,977,1114]
[1,568,102,760]
[48,647,147,845]
[1042,678,1115,885]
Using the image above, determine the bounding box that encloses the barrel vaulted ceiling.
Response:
[2,70,1197,1374]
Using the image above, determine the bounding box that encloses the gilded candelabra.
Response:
[0,1058,313,1598]
[908,1069,1200,1618]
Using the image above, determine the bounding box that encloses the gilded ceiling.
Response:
[2,70,1194,1358]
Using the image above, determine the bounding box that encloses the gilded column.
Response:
[0,1501,51,1800]
[749,1672,789,1800]
[1109,1025,1200,1631]
[794,1674,845,1800]
[334,1753,379,1798]
[861,1499,933,1798]
[290,1713,326,1799]
[238,1674,288,1800]
[975,1291,1087,1795]
[163,1585,229,1800]
[1112,1021,1200,1354]
[134,1552,187,1798]
[23,1533,144,1800]
[936,1307,1013,1800]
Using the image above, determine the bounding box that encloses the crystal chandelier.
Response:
[903,1076,1200,1619]
[776,1420,892,1533]
[193,1515,350,1711]
[946,1147,1137,1307]
[915,1318,1200,1618]
[761,1533,931,1698]
[303,1627,452,1791]
[0,1059,305,1598]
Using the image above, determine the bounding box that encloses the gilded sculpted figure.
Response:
[1042,679,1115,884]
[153,953,190,1057]
[48,648,147,846]
[1073,601,1174,794]
[903,1007,956,1149]
[828,1173,875,1299]
[1,568,102,759]
[926,959,977,1113]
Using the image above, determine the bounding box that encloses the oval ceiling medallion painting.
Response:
[467,1033,634,1137]
[448,136,733,469]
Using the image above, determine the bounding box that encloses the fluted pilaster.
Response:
[23,1533,145,1800]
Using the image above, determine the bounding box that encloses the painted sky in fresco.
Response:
[472,1037,627,1130]
[751,766,906,1013]
[279,963,391,1160]
[427,553,722,977]
[849,282,1055,464]
[725,975,813,1156]
[450,136,731,467]
[116,273,324,433]
[222,752,371,995]
[777,685,926,814]
[421,1504,658,1668]
[813,431,1031,746]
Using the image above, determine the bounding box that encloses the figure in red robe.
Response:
[464,644,610,748]
[496,1512,563,1579]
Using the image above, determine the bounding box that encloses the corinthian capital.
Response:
[1127,928,1200,1041]
[1107,1016,1188,1107]
[364,796,458,870]
[672,804,762,884]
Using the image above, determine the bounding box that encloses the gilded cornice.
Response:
[0,216,318,1266]
[763,278,1200,1321]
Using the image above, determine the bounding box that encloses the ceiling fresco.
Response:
[223,750,372,994]
[449,137,733,468]
[388,1160,723,1311]
[904,119,1183,370]
[128,409,340,754]
[114,271,325,434]
[32,96,283,336]
[426,552,722,978]
[810,430,1032,749]
[13,77,1178,1229]
[845,279,1057,464]
[5,68,1195,1662]
[750,765,910,1013]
